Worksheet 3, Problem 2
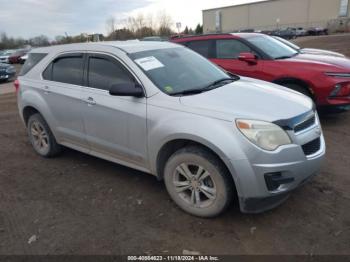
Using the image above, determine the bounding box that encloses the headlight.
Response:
[236,119,291,151]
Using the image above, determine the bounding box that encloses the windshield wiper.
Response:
[170,77,238,96]
[203,77,237,90]
[170,88,206,96]
[274,55,292,60]
[275,53,299,60]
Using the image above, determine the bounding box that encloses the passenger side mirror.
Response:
[109,83,144,98]
[238,52,257,64]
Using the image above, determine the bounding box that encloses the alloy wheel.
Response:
[173,163,217,208]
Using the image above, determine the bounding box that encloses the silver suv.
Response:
[17,41,325,217]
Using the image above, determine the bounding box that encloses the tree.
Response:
[136,27,155,38]
[0,32,26,49]
[114,28,135,40]
[195,24,203,35]
[29,35,50,47]
[157,11,174,36]
[183,26,189,34]
[106,16,116,40]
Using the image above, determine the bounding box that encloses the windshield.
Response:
[273,36,301,51]
[246,35,298,59]
[129,47,231,95]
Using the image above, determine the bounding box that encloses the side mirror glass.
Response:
[109,82,144,98]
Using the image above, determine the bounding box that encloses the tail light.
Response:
[14,79,20,93]
[330,82,350,97]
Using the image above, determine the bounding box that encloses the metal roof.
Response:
[202,0,278,12]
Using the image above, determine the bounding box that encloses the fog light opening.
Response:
[264,172,294,191]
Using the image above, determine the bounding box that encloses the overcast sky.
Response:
[0,0,265,39]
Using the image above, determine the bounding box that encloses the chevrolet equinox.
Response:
[17,41,326,217]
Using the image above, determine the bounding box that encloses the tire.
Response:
[163,146,234,217]
[27,113,62,157]
[281,83,312,98]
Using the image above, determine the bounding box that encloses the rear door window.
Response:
[44,54,84,85]
[186,40,213,58]
[215,39,252,59]
[19,53,47,76]
[87,55,134,91]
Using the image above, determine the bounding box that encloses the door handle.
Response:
[43,86,50,94]
[86,97,96,106]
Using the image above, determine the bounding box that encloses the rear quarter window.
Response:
[19,53,47,76]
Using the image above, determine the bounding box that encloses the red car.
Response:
[9,50,27,64]
[172,33,350,109]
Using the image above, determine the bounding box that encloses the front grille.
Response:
[302,138,321,156]
[294,115,316,133]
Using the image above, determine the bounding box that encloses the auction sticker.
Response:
[135,56,164,71]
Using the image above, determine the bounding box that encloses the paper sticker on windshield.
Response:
[135,56,164,71]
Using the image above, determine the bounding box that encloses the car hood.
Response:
[290,53,350,69]
[180,77,313,122]
[301,48,345,58]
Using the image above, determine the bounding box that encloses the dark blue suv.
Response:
[0,63,16,82]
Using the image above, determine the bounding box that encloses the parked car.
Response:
[17,42,325,217]
[307,27,328,36]
[272,36,346,58]
[271,28,296,39]
[9,49,27,64]
[287,27,307,37]
[141,36,168,42]
[169,34,191,40]
[0,63,16,82]
[238,28,255,33]
[19,54,28,64]
[172,33,350,109]
[0,50,15,63]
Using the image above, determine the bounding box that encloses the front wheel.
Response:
[164,146,234,217]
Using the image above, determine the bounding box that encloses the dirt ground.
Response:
[294,33,350,57]
[0,35,349,255]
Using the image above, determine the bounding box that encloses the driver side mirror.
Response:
[109,82,144,98]
[238,52,257,64]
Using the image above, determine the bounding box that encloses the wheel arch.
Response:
[272,77,315,99]
[22,106,40,126]
[155,137,240,198]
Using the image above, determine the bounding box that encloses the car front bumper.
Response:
[237,140,325,213]
[0,72,15,81]
[324,96,350,108]
[229,113,326,213]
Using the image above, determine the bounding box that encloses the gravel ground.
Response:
[0,35,349,255]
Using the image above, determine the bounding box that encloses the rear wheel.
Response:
[27,113,62,157]
[164,146,234,217]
